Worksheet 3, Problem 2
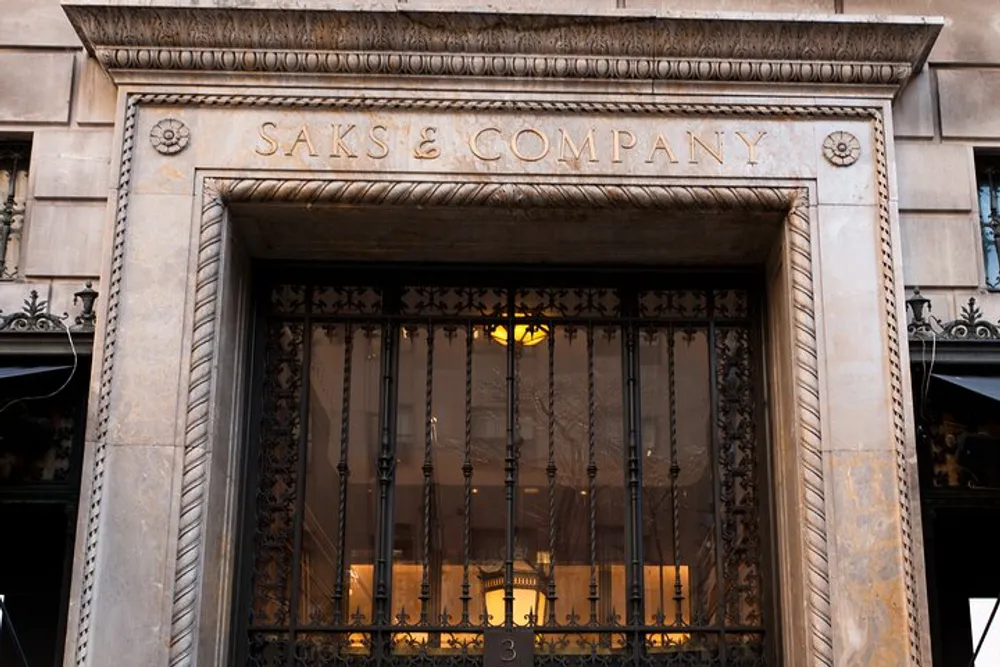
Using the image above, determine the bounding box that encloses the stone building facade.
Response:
[0,1,998,666]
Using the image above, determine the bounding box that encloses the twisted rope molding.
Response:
[133,93,880,121]
[162,178,831,667]
[168,182,225,666]
[73,95,139,667]
[73,93,919,667]
[217,178,795,211]
[787,191,833,667]
[871,113,922,667]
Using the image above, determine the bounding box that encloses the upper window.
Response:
[237,268,771,667]
[976,155,1000,290]
[0,141,30,281]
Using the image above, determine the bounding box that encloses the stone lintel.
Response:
[61,2,942,91]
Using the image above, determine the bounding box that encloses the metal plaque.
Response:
[484,628,534,667]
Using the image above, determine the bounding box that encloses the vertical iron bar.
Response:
[333,324,354,624]
[587,324,599,626]
[460,323,474,625]
[621,290,646,667]
[546,326,558,625]
[419,324,435,624]
[504,290,517,628]
[623,323,645,628]
[374,310,401,630]
[990,168,1000,288]
[708,314,728,667]
[285,287,314,664]
[668,326,684,626]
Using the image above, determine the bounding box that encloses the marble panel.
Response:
[843,0,999,64]
[895,141,974,211]
[74,56,119,126]
[0,53,74,123]
[827,449,909,665]
[22,201,108,278]
[899,212,982,288]
[938,69,1000,140]
[87,443,176,667]
[892,66,935,139]
[816,204,893,451]
[813,119,876,206]
[0,0,81,48]
[105,193,196,446]
[32,128,115,200]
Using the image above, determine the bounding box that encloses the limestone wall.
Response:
[0,0,116,320]
[1,1,998,329]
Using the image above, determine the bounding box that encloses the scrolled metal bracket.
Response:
[0,290,68,332]
[0,283,99,334]
[906,288,1000,341]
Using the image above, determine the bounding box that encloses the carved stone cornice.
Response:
[62,4,941,89]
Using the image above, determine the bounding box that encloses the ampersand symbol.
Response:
[413,126,441,160]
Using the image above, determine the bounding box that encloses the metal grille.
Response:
[978,156,1000,290]
[240,269,768,667]
[0,142,29,281]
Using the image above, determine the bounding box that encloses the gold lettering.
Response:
[284,124,319,157]
[367,124,390,159]
[558,129,598,163]
[413,126,441,160]
[470,127,502,161]
[735,130,767,165]
[644,134,679,164]
[330,124,357,158]
[255,121,279,156]
[688,131,724,165]
[510,128,549,162]
[612,129,636,164]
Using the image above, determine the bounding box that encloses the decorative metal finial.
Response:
[73,281,99,332]
[906,288,932,334]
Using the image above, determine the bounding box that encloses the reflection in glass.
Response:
[301,324,381,627]
[639,328,711,637]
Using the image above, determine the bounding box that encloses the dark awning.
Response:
[933,374,1000,403]
[0,366,71,381]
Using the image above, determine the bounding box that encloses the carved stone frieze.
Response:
[62,5,941,88]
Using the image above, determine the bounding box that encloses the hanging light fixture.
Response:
[478,552,548,626]
[490,314,549,347]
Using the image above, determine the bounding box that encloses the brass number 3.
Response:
[500,638,517,662]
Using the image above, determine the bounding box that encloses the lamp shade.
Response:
[479,561,547,626]
[490,315,549,347]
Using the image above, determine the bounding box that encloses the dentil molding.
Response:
[62,3,941,89]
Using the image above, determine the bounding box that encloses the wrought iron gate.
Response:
[238,267,769,667]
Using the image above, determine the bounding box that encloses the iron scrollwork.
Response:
[907,288,1000,341]
[0,284,99,334]
[242,272,768,667]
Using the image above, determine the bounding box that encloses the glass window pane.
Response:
[969,598,1000,665]
[299,324,381,627]
[639,327,714,631]
[515,326,625,630]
